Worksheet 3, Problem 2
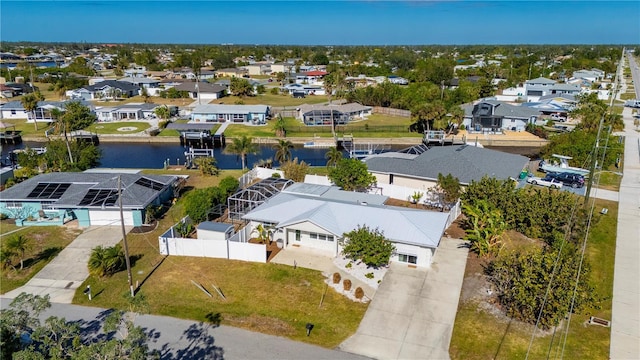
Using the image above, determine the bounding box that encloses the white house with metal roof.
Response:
[297,103,372,125]
[190,104,271,124]
[0,171,177,227]
[94,103,161,122]
[242,183,451,268]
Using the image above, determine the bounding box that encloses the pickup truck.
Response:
[550,114,567,122]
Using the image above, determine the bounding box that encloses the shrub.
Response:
[365,272,374,279]
[271,172,281,178]
[270,87,279,95]
[345,262,352,269]
[459,124,466,130]
[343,279,352,291]
[0,213,8,220]
[342,225,395,268]
[355,287,364,299]
[333,272,341,284]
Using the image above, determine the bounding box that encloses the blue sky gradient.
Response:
[1,1,639,45]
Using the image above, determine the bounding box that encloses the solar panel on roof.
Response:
[135,177,164,191]
[26,183,71,199]
[79,189,119,206]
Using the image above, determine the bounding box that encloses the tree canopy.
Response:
[342,225,395,268]
[328,158,377,192]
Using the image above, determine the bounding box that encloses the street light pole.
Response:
[118,175,135,297]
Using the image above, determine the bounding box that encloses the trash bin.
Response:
[519,170,528,179]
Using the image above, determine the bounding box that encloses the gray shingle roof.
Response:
[526,77,556,84]
[481,100,541,118]
[84,80,140,92]
[0,172,176,209]
[363,145,529,185]
[173,82,226,94]
[298,103,371,114]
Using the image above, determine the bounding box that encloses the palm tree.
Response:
[273,139,293,163]
[224,135,259,171]
[51,108,74,164]
[88,244,126,277]
[325,147,343,168]
[5,235,31,270]
[447,105,465,134]
[21,92,44,131]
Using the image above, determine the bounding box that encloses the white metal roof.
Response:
[242,192,449,248]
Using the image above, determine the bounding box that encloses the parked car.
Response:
[550,113,567,122]
[547,172,586,188]
[526,175,563,189]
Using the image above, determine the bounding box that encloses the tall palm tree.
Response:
[51,108,74,164]
[273,139,293,163]
[21,92,44,131]
[325,147,343,168]
[5,234,31,270]
[447,105,466,134]
[224,135,259,171]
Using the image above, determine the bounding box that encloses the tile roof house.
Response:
[242,182,451,268]
[0,172,177,227]
[363,144,529,189]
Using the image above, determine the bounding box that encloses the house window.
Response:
[398,253,417,265]
[295,230,301,241]
[11,110,16,115]
[318,234,326,241]
[4,201,22,208]
[310,233,317,239]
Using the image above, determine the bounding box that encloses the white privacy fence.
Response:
[159,219,266,263]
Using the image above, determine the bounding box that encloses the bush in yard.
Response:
[365,272,374,279]
[341,225,395,268]
[343,279,352,291]
[88,244,125,277]
[333,272,341,284]
[355,287,364,299]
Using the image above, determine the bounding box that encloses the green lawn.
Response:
[214,93,327,107]
[86,122,151,134]
[0,225,83,294]
[72,169,367,348]
[0,119,53,138]
[450,198,617,359]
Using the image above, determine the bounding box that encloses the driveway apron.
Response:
[340,238,468,360]
[2,226,129,304]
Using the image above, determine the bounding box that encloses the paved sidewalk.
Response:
[610,100,640,360]
[339,238,468,360]
[2,226,130,304]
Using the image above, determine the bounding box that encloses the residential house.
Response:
[0,100,94,123]
[214,79,262,96]
[363,144,529,190]
[270,62,295,75]
[297,103,372,125]
[0,172,178,227]
[282,83,325,96]
[124,67,146,78]
[94,103,162,122]
[173,82,227,100]
[524,77,556,102]
[241,63,270,76]
[215,68,248,78]
[462,100,541,132]
[549,83,581,96]
[572,69,605,83]
[67,80,141,101]
[295,70,327,86]
[190,104,270,124]
[119,77,160,89]
[242,182,451,268]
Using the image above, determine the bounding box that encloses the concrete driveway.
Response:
[339,238,468,360]
[2,226,129,304]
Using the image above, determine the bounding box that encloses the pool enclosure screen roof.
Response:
[227,177,294,220]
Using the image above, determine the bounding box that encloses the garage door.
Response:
[88,210,134,226]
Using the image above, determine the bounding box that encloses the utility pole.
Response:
[118,175,135,297]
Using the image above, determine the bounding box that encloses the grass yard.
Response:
[72,169,367,348]
[620,92,636,100]
[0,119,54,138]
[449,198,617,359]
[86,121,151,134]
[0,225,83,294]
[595,171,623,191]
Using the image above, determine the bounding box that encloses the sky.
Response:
[1,1,639,45]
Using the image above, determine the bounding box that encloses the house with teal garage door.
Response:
[0,171,178,227]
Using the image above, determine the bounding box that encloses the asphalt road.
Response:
[0,301,370,360]
[627,51,640,99]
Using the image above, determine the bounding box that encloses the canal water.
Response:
[0,141,411,169]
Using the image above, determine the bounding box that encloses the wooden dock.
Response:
[0,131,22,145]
